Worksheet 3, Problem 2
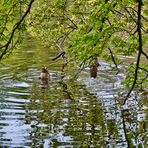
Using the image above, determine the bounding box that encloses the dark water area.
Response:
[0,36,147,147]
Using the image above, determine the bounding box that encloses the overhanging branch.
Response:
[0,0,35,60]
[123,0,143,104]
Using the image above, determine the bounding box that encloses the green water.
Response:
[0,36,147,147]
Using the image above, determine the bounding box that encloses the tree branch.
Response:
[141,74,148,84]
[0,0,35,60]
[67,17,78,29]
[123,0,143,104]
[141,51,148,59]
[52,40,64,52]
[0,3,18,36]
[139,67,148,73]
[126,6,147,21]
[125,7,137,23]
[108,48,119,71]
[52,52,65,61]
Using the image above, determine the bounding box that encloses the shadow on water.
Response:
[0,36,147,147]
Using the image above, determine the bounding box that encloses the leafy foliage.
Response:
[0,0,34,59]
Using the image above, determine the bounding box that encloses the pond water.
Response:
[0,36,147,147]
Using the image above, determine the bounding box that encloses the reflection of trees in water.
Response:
[25,79,106,147]
[22,52,147,147]
[121,98,147,148]
[25,78,147,147]
[101,92,147,148]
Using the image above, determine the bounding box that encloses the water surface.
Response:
[0,36,147,147]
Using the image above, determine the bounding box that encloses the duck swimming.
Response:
[90,64,98,78]
[90,58,100,78]
[39,67,49,80]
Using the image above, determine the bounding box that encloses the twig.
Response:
[52,40,63,52]
[141,74,148,84]
[139,67,148,73]
[126,6,147,21]
[108,48,119,71]
[0,0,35,60]
[60,29,74,46]
[141,27,148,33]
[106,18,112,26]
[114,10,123,16]
[125,7,137,23]
[67,17,78,29]
[141,51,148,59]
[52,52,65,61]
[52,27,75,61]
[72,59,87,80]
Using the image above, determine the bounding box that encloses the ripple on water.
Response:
[0,43,147,147]
[0,106,32,147]
[0,78,32,146]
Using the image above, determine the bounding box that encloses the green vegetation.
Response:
[0,0,147,103]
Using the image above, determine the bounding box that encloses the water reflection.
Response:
[28,80,106,147]
[0,36,147,147]
[81,61,147,148]
[0,37,105,147]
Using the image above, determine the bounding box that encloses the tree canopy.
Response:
[0,0,147,103]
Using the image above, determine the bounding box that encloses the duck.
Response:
[39,67,50,80]
[90,64,98,78]
[90,58,100,78]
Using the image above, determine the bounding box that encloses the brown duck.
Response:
[90,64,98,78]
[90,58,100,78]
[39,67,49,80]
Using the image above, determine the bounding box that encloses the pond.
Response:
[0,36,147,147]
